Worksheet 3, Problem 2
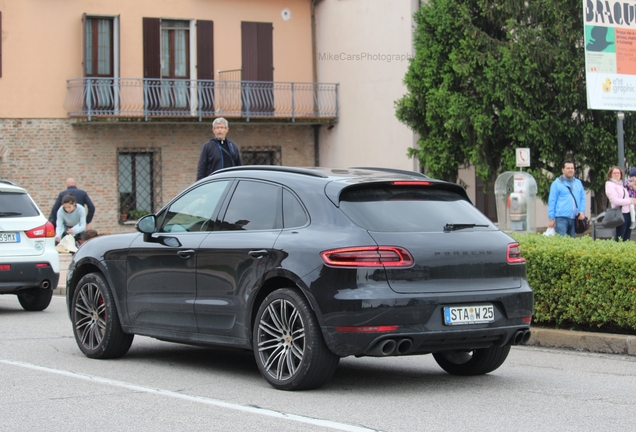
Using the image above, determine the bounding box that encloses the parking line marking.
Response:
[0,359,380,432]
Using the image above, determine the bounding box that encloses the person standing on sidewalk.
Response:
[49,178,95,228]
[605,166,636,241]
[196,117,242,181]
[547,160,586,237]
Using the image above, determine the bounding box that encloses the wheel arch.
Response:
[66,259,128,326]
[248,275,317,346]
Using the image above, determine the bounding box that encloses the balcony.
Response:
[64,78,339,124]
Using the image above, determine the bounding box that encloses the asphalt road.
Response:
[1,294,635,432]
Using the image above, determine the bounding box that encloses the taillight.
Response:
[391,181,431,186]
[25,221,56,239]
[507,243,525,264]
[320,246,413,267]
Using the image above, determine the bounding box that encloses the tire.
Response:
[433,345,511,376]
[253,288,339,390]
[17,288,53,311]
[71,272,133,359]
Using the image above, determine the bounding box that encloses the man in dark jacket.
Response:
[49,178,96,227]
[196,117,242,181]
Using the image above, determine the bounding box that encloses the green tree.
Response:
[396,0,634,209]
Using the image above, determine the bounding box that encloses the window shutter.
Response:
[257,23,273,82]
[143,17,161,78]
[241,22,273,81]
[82,13,86,76]
[197,20,214,81]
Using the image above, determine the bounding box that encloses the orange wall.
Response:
[0,0,314,118]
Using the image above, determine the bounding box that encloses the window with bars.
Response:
[118,148,162,222]
[240,146,282,166]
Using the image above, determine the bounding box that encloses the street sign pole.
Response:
[617,111,625,171]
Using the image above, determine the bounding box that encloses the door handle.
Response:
[177,249,195,259]
[248,249,269,259]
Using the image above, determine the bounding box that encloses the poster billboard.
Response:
[584,0,636,110]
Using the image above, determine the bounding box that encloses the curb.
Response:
[527,327,636,356]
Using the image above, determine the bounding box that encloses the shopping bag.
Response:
[55,234,78,253]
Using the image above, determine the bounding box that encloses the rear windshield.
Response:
[0,192,40,217]
[339,185,495,232]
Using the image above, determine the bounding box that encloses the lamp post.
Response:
[617,111,625,171]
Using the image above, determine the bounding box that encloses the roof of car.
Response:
[213,165,430,180]
[210,166,470,203]
[0,180,26,193]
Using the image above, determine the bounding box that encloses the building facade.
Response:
[0,0,337,234]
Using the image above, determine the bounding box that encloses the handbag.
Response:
[564,183,588,233]
[602,207,624,228]
[575,216,590,234]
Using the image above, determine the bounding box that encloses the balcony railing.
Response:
[64,78,339,123]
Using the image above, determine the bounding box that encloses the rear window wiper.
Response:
[0,212,22,217]
[444,223,489,232]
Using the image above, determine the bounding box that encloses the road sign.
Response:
[516,148,530,167]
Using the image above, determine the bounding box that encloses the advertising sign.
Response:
[583,0,636,110]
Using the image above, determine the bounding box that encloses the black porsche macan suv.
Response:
[66,166,533,390]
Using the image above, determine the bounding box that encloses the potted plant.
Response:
[120,205,130,222]
[128,209,151,220]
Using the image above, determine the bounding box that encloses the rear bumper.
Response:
[315,282,534,357]
[322,324,531,357]
[0,262,59,293]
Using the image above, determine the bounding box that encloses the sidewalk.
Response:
[54,253,636,356]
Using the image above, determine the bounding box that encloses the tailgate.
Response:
[368,230,523,294]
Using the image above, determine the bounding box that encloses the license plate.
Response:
[444,305,494,325]
[0,233,19,243]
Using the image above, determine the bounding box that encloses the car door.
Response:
[195,180,283,340]
[126,180,232,333]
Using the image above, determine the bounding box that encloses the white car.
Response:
[0,180,60,311]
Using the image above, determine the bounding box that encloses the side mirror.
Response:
[136,214,157,234]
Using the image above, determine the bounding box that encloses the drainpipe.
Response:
[311,0,322,166]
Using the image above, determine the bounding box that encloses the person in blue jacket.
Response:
[547,160,586,237]
[196,117,242,181]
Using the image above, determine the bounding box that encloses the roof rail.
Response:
[0,179,17,186]
[214,165,329,178]
[348,167,429,179]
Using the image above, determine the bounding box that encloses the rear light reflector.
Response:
[507,243,525,264]
[522,316,532,324]
[25,221,56,238]
[320,246,414,267]
[334,325,399,333]
[0,264,10,271]
[36,263,50,268]
[391,181,432,186]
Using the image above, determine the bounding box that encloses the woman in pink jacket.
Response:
[605,166,636,241]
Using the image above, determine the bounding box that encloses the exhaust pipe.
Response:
[511,329,531,345]
[396,338,413,354]
[366,339,397,356]
[522,330,531,344]
[40,280,50,289]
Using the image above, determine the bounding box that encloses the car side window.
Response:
[159,181,230,233]
[282,189,308,228]
[221,181,282,231]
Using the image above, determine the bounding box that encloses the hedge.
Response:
[512,233,636,334]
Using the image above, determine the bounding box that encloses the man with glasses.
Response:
[196,117,243,181]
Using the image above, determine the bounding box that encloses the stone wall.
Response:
[0,119,315,235]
